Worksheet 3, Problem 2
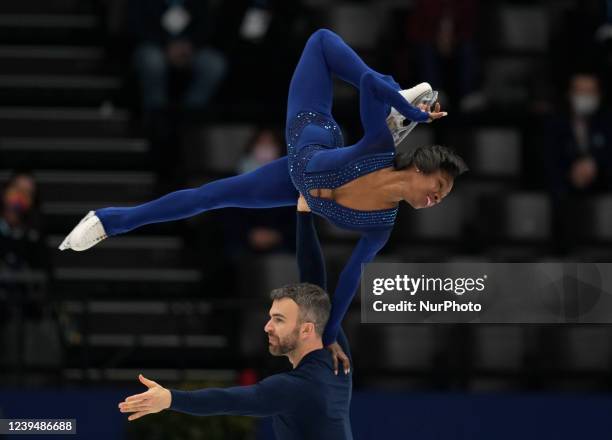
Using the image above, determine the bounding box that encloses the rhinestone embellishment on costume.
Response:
[287,111,398,231]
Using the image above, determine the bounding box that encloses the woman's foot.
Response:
[59,210,108,251]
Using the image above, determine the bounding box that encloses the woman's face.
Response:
[404,166,453,209]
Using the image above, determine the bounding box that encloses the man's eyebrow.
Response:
[270,312,286,319]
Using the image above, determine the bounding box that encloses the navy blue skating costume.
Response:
[95,29,429,345]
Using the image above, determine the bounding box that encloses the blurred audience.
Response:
[0,172,45,271]
[224,128,295,259]
[237,128,282,175]
[406,0,484,112]
[0,171,49,337]
[544,73,612,199]
[1,172,58,380]
[128,0,227,114]
[543,73,612,251]
[549,0,611,91]
[127,0,228,190]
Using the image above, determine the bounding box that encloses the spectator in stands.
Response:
[237,128,283,175]
[0,171,45,271]
[0,171,49,328]
[549,0,610,90]
[543,72,612,252]
[544,73,612,198]
[406,0,483,112]
[128,0,227,190]
[224,128,295,258]
[128,0,227,114]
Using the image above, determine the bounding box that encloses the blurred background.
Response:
[1,0,612,438]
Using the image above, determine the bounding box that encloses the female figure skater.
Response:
[60,29,467,354]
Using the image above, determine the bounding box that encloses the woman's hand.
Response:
[426,101,447,122]
[297,194,311,212]
[326,342,351,375]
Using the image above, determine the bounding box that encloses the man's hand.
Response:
[326,342,351,375]
[118,374,172,421]
[297,194,311,212]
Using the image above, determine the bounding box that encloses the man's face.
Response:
[264,298,302,356]
[404,166,454,209]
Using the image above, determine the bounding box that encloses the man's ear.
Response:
[301,322,316,338]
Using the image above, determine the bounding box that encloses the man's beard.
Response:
[268,327,300,356]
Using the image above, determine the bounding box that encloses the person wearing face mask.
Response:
[238,129,284,175]
[0,171,45,271]
[0,171,50,341]
[544,73,612,197]
[543,72,612,252]
[229,128,295,256]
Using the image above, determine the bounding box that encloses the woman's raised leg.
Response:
[286,29,385,124]
[97,156,297,236]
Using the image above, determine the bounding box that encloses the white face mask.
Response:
[571,94,600,116]
[161,5,191,35]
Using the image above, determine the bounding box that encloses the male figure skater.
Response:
[118,202,354,439]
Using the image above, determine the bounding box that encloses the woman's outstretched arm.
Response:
[296,209,326,290]
[295,197,352,373]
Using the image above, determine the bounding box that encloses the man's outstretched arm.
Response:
[119,373,302,421]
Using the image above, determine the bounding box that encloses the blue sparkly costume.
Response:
[96,29,428,345]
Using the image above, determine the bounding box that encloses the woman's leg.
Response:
[305,74,431,173]
[97,156,298,236]
[286,29,383,124]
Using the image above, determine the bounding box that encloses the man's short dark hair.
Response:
[270,283,331,337]
[394,145,468,178]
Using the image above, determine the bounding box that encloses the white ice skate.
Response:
[58,210,108,251]
[386,82,438,147]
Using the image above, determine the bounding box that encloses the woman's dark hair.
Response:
[394,145,468,178]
